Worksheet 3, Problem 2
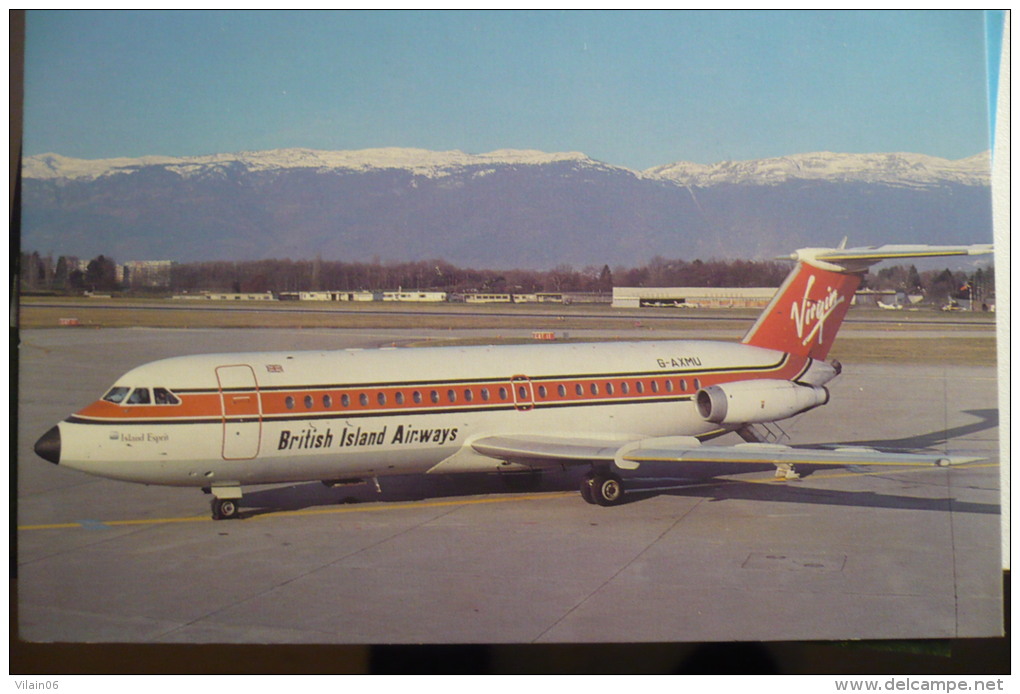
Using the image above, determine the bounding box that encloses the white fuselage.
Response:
[46,339,830,489]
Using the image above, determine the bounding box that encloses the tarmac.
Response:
[14,327,1003,645]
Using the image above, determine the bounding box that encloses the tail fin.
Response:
[742,243,994,360]
[742,260,859,360]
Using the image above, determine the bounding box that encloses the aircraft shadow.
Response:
[239,409,999,518]
[620,476,1000,515]
[240,469,586,517]
[818,408,998,451]
[239,460,998,519]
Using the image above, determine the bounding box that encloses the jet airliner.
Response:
[33,242,993,519]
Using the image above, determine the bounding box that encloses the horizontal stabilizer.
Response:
[786,243,993,273]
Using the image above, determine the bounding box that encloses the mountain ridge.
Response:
[22,147,989,187]
[23,148,615,181]
[21,147,994,268]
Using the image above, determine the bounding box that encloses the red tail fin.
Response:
[742,262,861,360]
[742,243,993,360]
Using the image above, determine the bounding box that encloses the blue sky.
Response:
[24,10,996,170]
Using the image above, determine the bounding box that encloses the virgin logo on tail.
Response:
[742,261,861,360]
[791,274,846,348]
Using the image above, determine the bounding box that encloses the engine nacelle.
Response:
[696,379,829,425]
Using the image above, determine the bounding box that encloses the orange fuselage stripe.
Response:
[73,355,809,423]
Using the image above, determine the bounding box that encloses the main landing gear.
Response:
[580,471,625,506]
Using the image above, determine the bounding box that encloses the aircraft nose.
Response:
[34,426,61,465]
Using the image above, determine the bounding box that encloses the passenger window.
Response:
[103,387,130,404]
[464,389,473,402]
[304,395,314,409]
[575,384,583,396]
[694,378,702,390]
[499,387,508,401]
[651,381,660,393]
[153,388,180,405]
[341,393,351,407]
[537,386,547,398]
[378,392,387,406]
[359,393,369,406]
[413,391,423,404]
[680,379,688,391]
[558,384,566,397]
[665,380,674,392]
[127,388,151,405]
[590,383,599,396]
[480,388,490,401]
[605,383,614,395]
[621,382,630,395]
[636,382,645,394]
[395,392,405,405]
[323,394,333,408]
[286,396,295,409]
[447,389,457,403]
[430,390,440,404]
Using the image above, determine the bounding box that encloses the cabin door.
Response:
[216,364,262,460]
[511,374,535,411]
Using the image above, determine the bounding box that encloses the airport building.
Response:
[123,260,173,288]
[293,290,447,302]
[461,292,581,304]
[382,291,447,302]
[612,286,777,309]
[170,289,608,304]
[173,292,277,301]
[294,291,378,302]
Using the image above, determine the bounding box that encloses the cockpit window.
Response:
[103,387,130,404]
[127,388,151,405]
[153,387,180,405]
[104,386,180,405]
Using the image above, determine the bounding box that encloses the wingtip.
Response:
[939,455,986,466]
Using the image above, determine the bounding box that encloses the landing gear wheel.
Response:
[580,475,597,504]
[212,498,240,520]
[591,474,624,507]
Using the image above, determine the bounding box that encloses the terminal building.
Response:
[612,286,777,309]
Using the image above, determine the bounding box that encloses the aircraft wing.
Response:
[468,434,980,472]
[618,440,976,467]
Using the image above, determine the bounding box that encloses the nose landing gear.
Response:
[208,486,243,520]
[211,498,240,520]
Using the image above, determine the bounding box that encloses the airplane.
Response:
[33,242,993,520]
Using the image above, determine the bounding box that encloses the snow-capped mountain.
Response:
[23,148,626,181]
[644,151,991,188]
[24,147,988,187]
[20,148,993,268]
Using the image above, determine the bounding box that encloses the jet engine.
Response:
[696,379,828,425]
